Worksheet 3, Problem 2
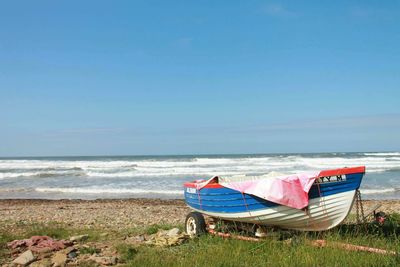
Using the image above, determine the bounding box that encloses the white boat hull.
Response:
[190,190,356,231]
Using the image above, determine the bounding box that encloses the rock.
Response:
[30,258,52,267]
[67,251,78,259]
[166,228,180,237]
[8,236,72,253]
[12,250,36,266]
[64,247,77,254]
[65,247,78,259]
[136,235,146,242]
[51,251,67,267]
[69,235,88,242]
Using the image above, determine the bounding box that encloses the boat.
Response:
[183,166,365,234]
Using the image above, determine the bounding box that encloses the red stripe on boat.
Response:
[318,166,365,177]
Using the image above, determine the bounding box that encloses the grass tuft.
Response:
[116,244,138,262]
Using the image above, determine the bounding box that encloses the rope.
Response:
[241,191,251,217]
[241,191,263,232]
[306,178,329,230]
[355,189,365,224]
[197,188,203,210]
[318,179,331,226]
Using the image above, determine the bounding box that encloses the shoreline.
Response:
[0,198,185,205]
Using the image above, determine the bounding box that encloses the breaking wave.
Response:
[35,187,182,195]
[1,154,399,179]
[361,188,398,194]
[0,170,85,179]
[0,153,399,199]
[363,152,400,156]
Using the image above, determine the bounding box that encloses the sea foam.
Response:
[0,153,399,199]
[35,187,183,195]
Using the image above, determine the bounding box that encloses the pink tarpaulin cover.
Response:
[197,172,320,209]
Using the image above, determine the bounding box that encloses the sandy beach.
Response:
[1,198,399,231]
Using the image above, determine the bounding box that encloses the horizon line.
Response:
[0,150,398,159]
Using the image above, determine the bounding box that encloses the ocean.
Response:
[0,152,399,200]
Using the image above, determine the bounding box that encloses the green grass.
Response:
[119,236,400,266]
[117,233,400,267]
[117,214,400,267]
[116,243,138,263]
[1,215,400,266]
[0,231,19,262]
[1,221,105,240]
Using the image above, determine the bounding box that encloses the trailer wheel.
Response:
[185,212,206,237]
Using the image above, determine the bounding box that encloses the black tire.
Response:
[185,212,206,236]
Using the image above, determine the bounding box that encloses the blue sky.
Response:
[0,1,399,156]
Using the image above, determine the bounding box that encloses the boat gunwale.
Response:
[183,166,366,189]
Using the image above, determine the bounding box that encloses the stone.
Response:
[136,235,146,242]
[69,235,88,242]
[64,247,77,254]
[8,236,72,253]
[67,251,78,259]
[51,251,67,267]
[12,250,35,266]
[166,228,180,237]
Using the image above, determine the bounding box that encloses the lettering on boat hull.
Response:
[316,175,346,184]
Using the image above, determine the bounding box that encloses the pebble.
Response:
[12,250,35,266]
[0,199,190,231]
[69,234,89,242]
